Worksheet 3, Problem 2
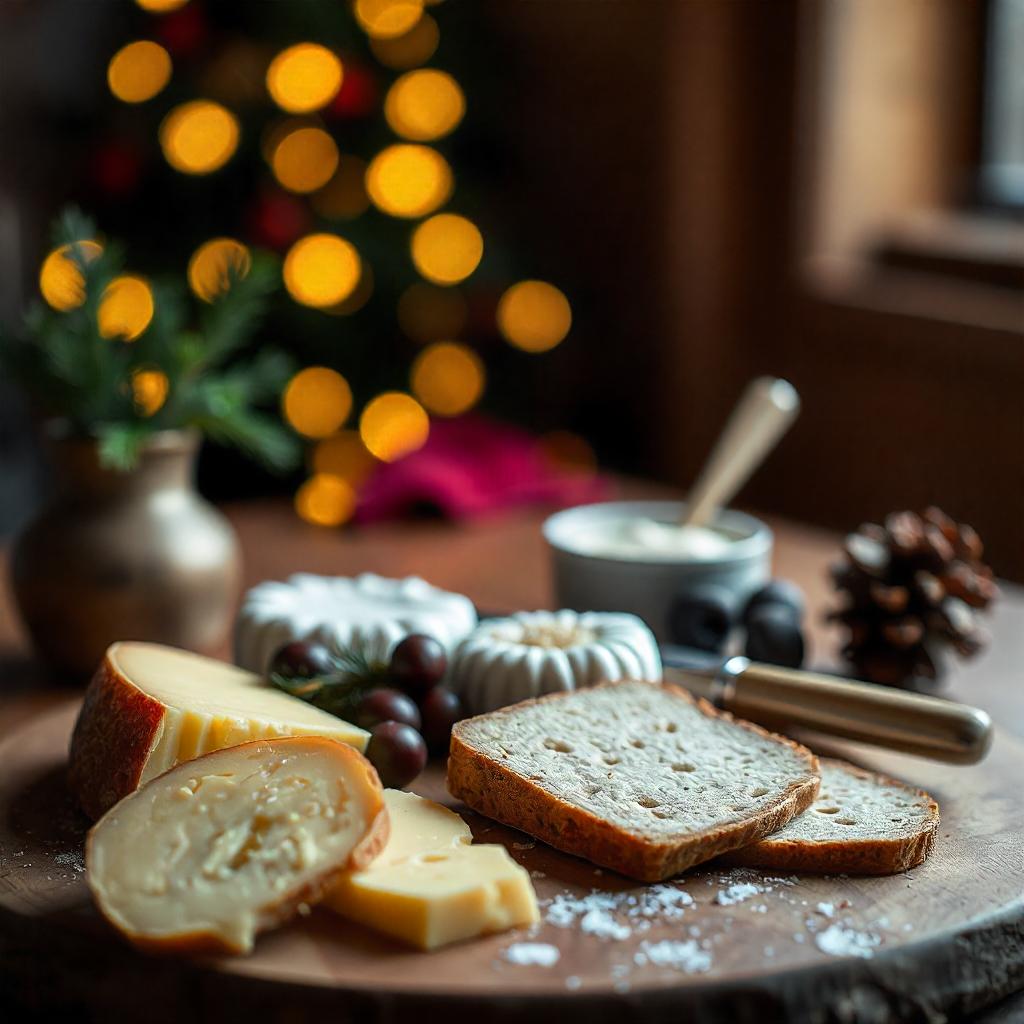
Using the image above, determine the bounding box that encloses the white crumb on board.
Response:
[635,939,712,974]
[815,924,881,959]
[543,884,695,941]
[504,943,561,967]
[715,882,762,906]
[816,902,835,918]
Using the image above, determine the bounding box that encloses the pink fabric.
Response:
[355,416,609,523]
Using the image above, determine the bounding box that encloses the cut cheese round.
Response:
[69,642,368,819]
[87,736,388,955]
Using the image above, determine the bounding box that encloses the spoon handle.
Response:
[682,376,800,529]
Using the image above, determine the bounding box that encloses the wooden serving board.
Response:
[1,701,1022,1023]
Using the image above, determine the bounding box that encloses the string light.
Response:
[187,238,251,302]
[311,429,376,485]
[266,43,343,114]
[496,280,572,352]
[98,275,154,341]
[312,156,370,220]
[107,41,172,104]
[397,282,467,343]
[365,144,452,218]
[39,241,103,311]
[369,13,439,69]
[283,367,353,439]
[131,368,170,416]
[134,0,188,10]
[354,0,425,40]
[160,100,239,175]
[295,473,357,527]
[271,126,339,193]
[410,213,482,285]
[384,69,464,141]
[283,233,361,308]
[359,392,429,461]
[410,341,484,416]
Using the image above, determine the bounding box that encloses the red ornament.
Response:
[91,141,143,197]
[157,4,207,58]
[330,61,377,119]
[246,189,310,250]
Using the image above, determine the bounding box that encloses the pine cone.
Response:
[828,507,998,686]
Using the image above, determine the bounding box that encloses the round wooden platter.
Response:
[1,702,1023,1023]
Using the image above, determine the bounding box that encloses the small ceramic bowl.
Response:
[542,500,772,642]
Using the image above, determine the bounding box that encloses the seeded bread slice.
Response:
[720,757,940,875]
[447,680,820,881]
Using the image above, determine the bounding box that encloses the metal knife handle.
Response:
[721,658,992,764]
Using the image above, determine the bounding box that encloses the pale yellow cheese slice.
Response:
[326,790,539,949]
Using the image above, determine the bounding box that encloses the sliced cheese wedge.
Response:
[70,641,368,819]
[87,736,388,955]
[326,790,539,949]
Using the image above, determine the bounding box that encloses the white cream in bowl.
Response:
[572,517,735,562]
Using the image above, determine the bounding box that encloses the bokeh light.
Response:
[283,233,361,308]
[410,341,485,417]
[324,264,374,316]
[159,100,239,175]
[39,241,103,311]
[365,144,452,219]
[266,43,343,114]
[295,473,357,527]
[135,0,188,10]
[131,368,170,417]
[271,126,339,193]
[540,430,598,476]
[359,392,430,461]
[98,275,154,341]
[311,429,376,485]
[410,214,482,285]
[496,280,572,352]
[384,69,465,141]
[187,238,251,302]
[107,41,172,104]
[312,156,370,220]
[397,282,467,343]
[355,0,425,40]
[369,13,439,69]
[283,367,353,439]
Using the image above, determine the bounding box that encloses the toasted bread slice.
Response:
[720,757,940,875]
[87,736,388,955]
[447,680,820,881]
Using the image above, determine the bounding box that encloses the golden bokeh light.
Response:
[98,275,154,341]
[365,144,452,219]
[187,238,251,302]
[295,473,357,527]
[410,213,482,285]
[355,0,425,40]
[271,126,339,193]
[283,233,362,308]
[107,41,172,104]
[369,13,439,69]
[311,429,376,485]
[540,430,598,476]
[410,341,484,417]
[397,282,467,343]
[159,100,239,175]
[266,43,343,114]
[283,367,353,439]
[312,156,370,220]
[496,280,572,353]
[135,0,188,11]
[359,391,430,461]
[324,264,374,317]
[385,69,464,142]
[131,368,170,417]
[39,241,103,311]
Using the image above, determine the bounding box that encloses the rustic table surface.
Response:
[1,492,1022,1022]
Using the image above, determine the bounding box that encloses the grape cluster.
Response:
[269,634,464,788]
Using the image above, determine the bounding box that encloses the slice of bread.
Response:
[447,680,820,881]
[720,757,939,875]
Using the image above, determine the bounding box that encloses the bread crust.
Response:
[447,681,820,882]
[719,759,940,876]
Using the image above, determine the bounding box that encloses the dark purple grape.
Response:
[667,584,735,652]
[269,640,335,680]
[745,604,805,668]
[355,688,422,731]
[419,688,464,753]
[365,721,428,789]
[389,634,447,698]
[742,580,805,628]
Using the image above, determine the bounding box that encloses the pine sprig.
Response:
[269,648,388,718]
